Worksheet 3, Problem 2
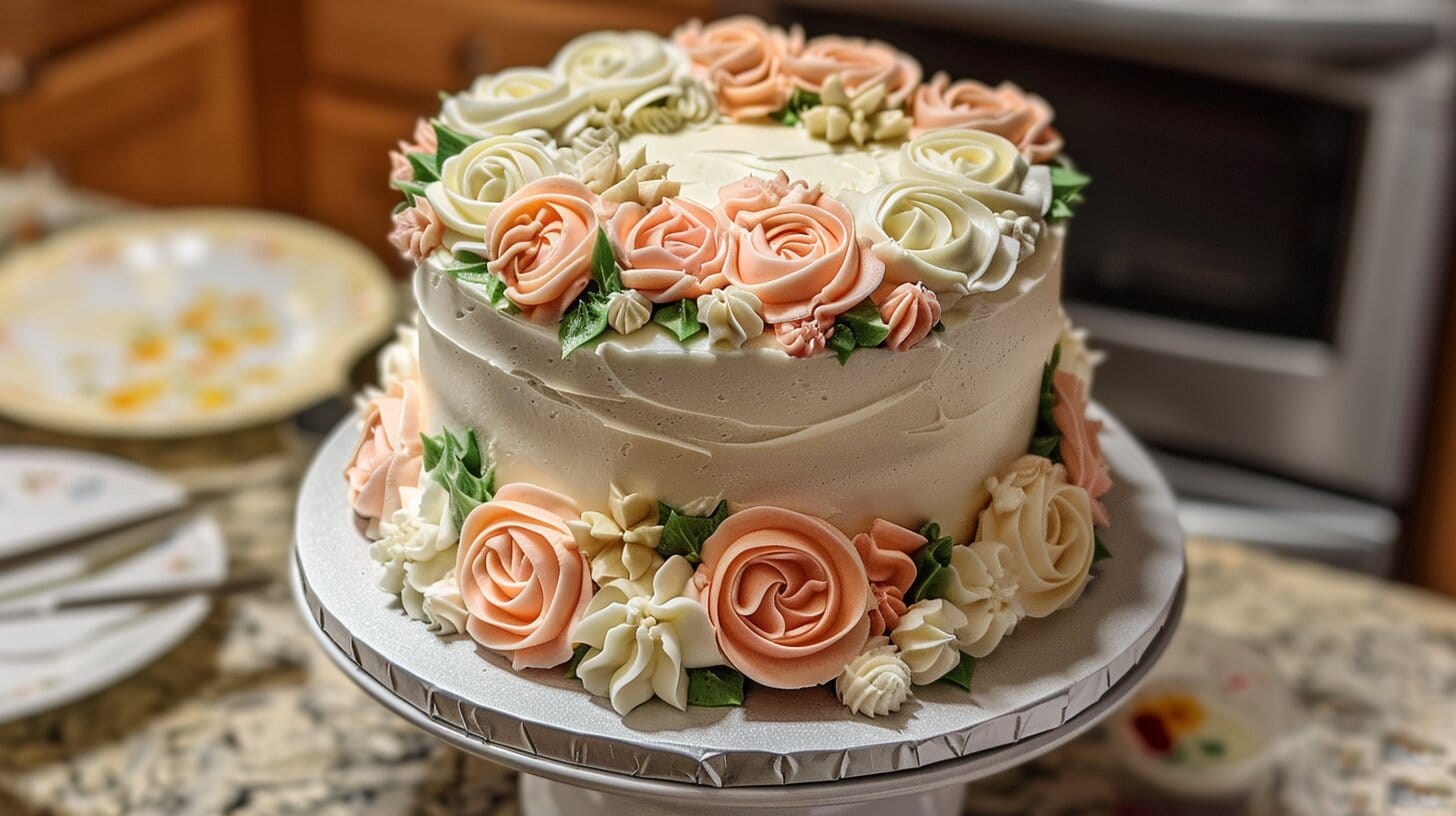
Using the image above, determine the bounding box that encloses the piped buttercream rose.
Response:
[692,506,872,688]
[719,172,884,329]
[851,519,921,637]
[389,199,446,264]
[673,16,793,121]
[346,380,424,540]
[440,67,585,138]
[877,282,941,353]
[782,35,922,110]
[1052,370,1113,527]
[610,197,729,302]
[551,30,684,109]
[852,180,1014,298]
[484,177,600,324]
[911,73,1063,163]
[976,455,1096,618]
[899,128,1052,217]
[424,136,564,244]
[456,483,592,670]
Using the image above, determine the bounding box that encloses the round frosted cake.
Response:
[350,15,1108,718]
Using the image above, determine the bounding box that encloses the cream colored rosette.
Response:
[890,598,967,685]
[943,540,1024,658]
[624,76,717,134]
[424,135,564,246]
[696,286,765,350]
[551,30,685,110]
[976,455,1096,618]
[571,555,725,715]
[370,478,467,635]
[898,128,1052,217]
[560,127,678,210]
[566,483,665,586]
[851,180,1016,301]
[440,67,585,138]
[835,636,912,718]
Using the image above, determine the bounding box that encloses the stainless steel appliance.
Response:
[777,0,1456,571]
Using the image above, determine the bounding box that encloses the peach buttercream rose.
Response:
[1052,370,1113,527]
[484,177,600,324]
[851,519,923,637]
[877,282,941,352]
[719,171,884,328]
[693,506,872,688]
[674,16,793,121]
[456,483,592,670]
[911,73,1063,163]
[609,197,729,303]
[389,199,446,264]
[783,35,922,109]
[346,380,424,540]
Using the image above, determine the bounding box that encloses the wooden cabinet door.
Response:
[300,89,418,268]
[0,0,258,206]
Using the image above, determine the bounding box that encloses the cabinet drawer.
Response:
[0,0,257,206]
[304,0,714,103]
[301,89,419,268]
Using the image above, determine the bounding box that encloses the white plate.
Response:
[0,514,226,724]
[0,210,396,437]
[0,447,186,561]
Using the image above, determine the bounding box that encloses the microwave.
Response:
[775,0,1456,571]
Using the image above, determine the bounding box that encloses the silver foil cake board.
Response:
[292,408,1185,811]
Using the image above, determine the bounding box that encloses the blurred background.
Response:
[2,1,1456,814]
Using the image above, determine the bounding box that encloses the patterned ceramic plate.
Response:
[0,210,396,437]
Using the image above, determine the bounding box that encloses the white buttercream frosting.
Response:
[943,540,1024,658]
[571,555,724,715]
[369,479,462,635]
[1057,309,1103,388]
[835,636,913,717]
[551,31,685,110]
[606,290,653,335]
[890,598,968,685]
[440,68,585,138]
[566,482,664,585]
[899,129,1051,217]
[376,323,420,391]
[977,455,1096,618]
[696,286,764,350]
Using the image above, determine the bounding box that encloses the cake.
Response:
[348,15,1108,719]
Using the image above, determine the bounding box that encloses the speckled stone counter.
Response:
[1,416,1454,816]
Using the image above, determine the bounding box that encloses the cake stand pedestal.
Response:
[293,410,1185,816]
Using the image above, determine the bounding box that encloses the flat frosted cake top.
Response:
[386,16,1086,361]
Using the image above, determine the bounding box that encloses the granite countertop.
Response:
[1,416,1454,816]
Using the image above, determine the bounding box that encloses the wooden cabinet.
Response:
[0,0,258,206]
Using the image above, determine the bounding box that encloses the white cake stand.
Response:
[292,409,1185,816]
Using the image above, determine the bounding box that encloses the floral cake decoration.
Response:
[387,16,1089,363]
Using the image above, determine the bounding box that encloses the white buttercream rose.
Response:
[572,555,725,715]
[852,180,1015,299]
[889,598,967,685]
[976,455,1096,618]
[898,128,1051,217]
[425,135,564,244]
[551,31,684,110]
[440,67,585,138]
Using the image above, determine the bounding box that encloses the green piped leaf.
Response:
[560,291,611,358]
[1029,343,1063,462]
[443,250,515,313]
[838,300,891,349]
[687,665,745,707]
[591,228,623,294]
[407,151,440,185]
[565,644,592,680]
[432,120,476,166]
[828,323,857,365]
[938,652,976,691]
[653,298,703,343]
[421,427,495,529]
[906,522,953,604]
[392,179,428,207]
[1094,535,1113,562]
[656,499,729,565]
[770,88,822,127]
[1047,164,1090,223]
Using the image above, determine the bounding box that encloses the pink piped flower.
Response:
[852,519,923,637]
[775,318,830,359]
[910,73,1063,163]
[389,198,446,264]
[1052,369,1113,526]
[345,380,424,539]
[782,34,923,109]
[388,118,439,184]
[674,16,795,121]
[877,282,941,352]
[485,177,601,325]
[610,197,729,303]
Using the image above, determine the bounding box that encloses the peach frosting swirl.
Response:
[456,483,592,670]
[911,73,1063,163]
[610,197,729,303]
[851,519,923,637]
[1052,370,1113,527]
[674,16,794,121]
[484,176,600,325]
[783,35,923,109]
[346,379,424,539]
[877,282,941,352]
[693,506,872,688]
[719,172,885,328]
[389,198,446,265]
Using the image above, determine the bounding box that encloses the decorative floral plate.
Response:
[0,210,396,437]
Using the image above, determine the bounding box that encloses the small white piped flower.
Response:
[696,286,765,350]
[802,75,911,147]
[567,482,665,585]
[836,636,913,718]
[607,289,652,335]
[996,209,1042,260]
[890,598,968,685]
